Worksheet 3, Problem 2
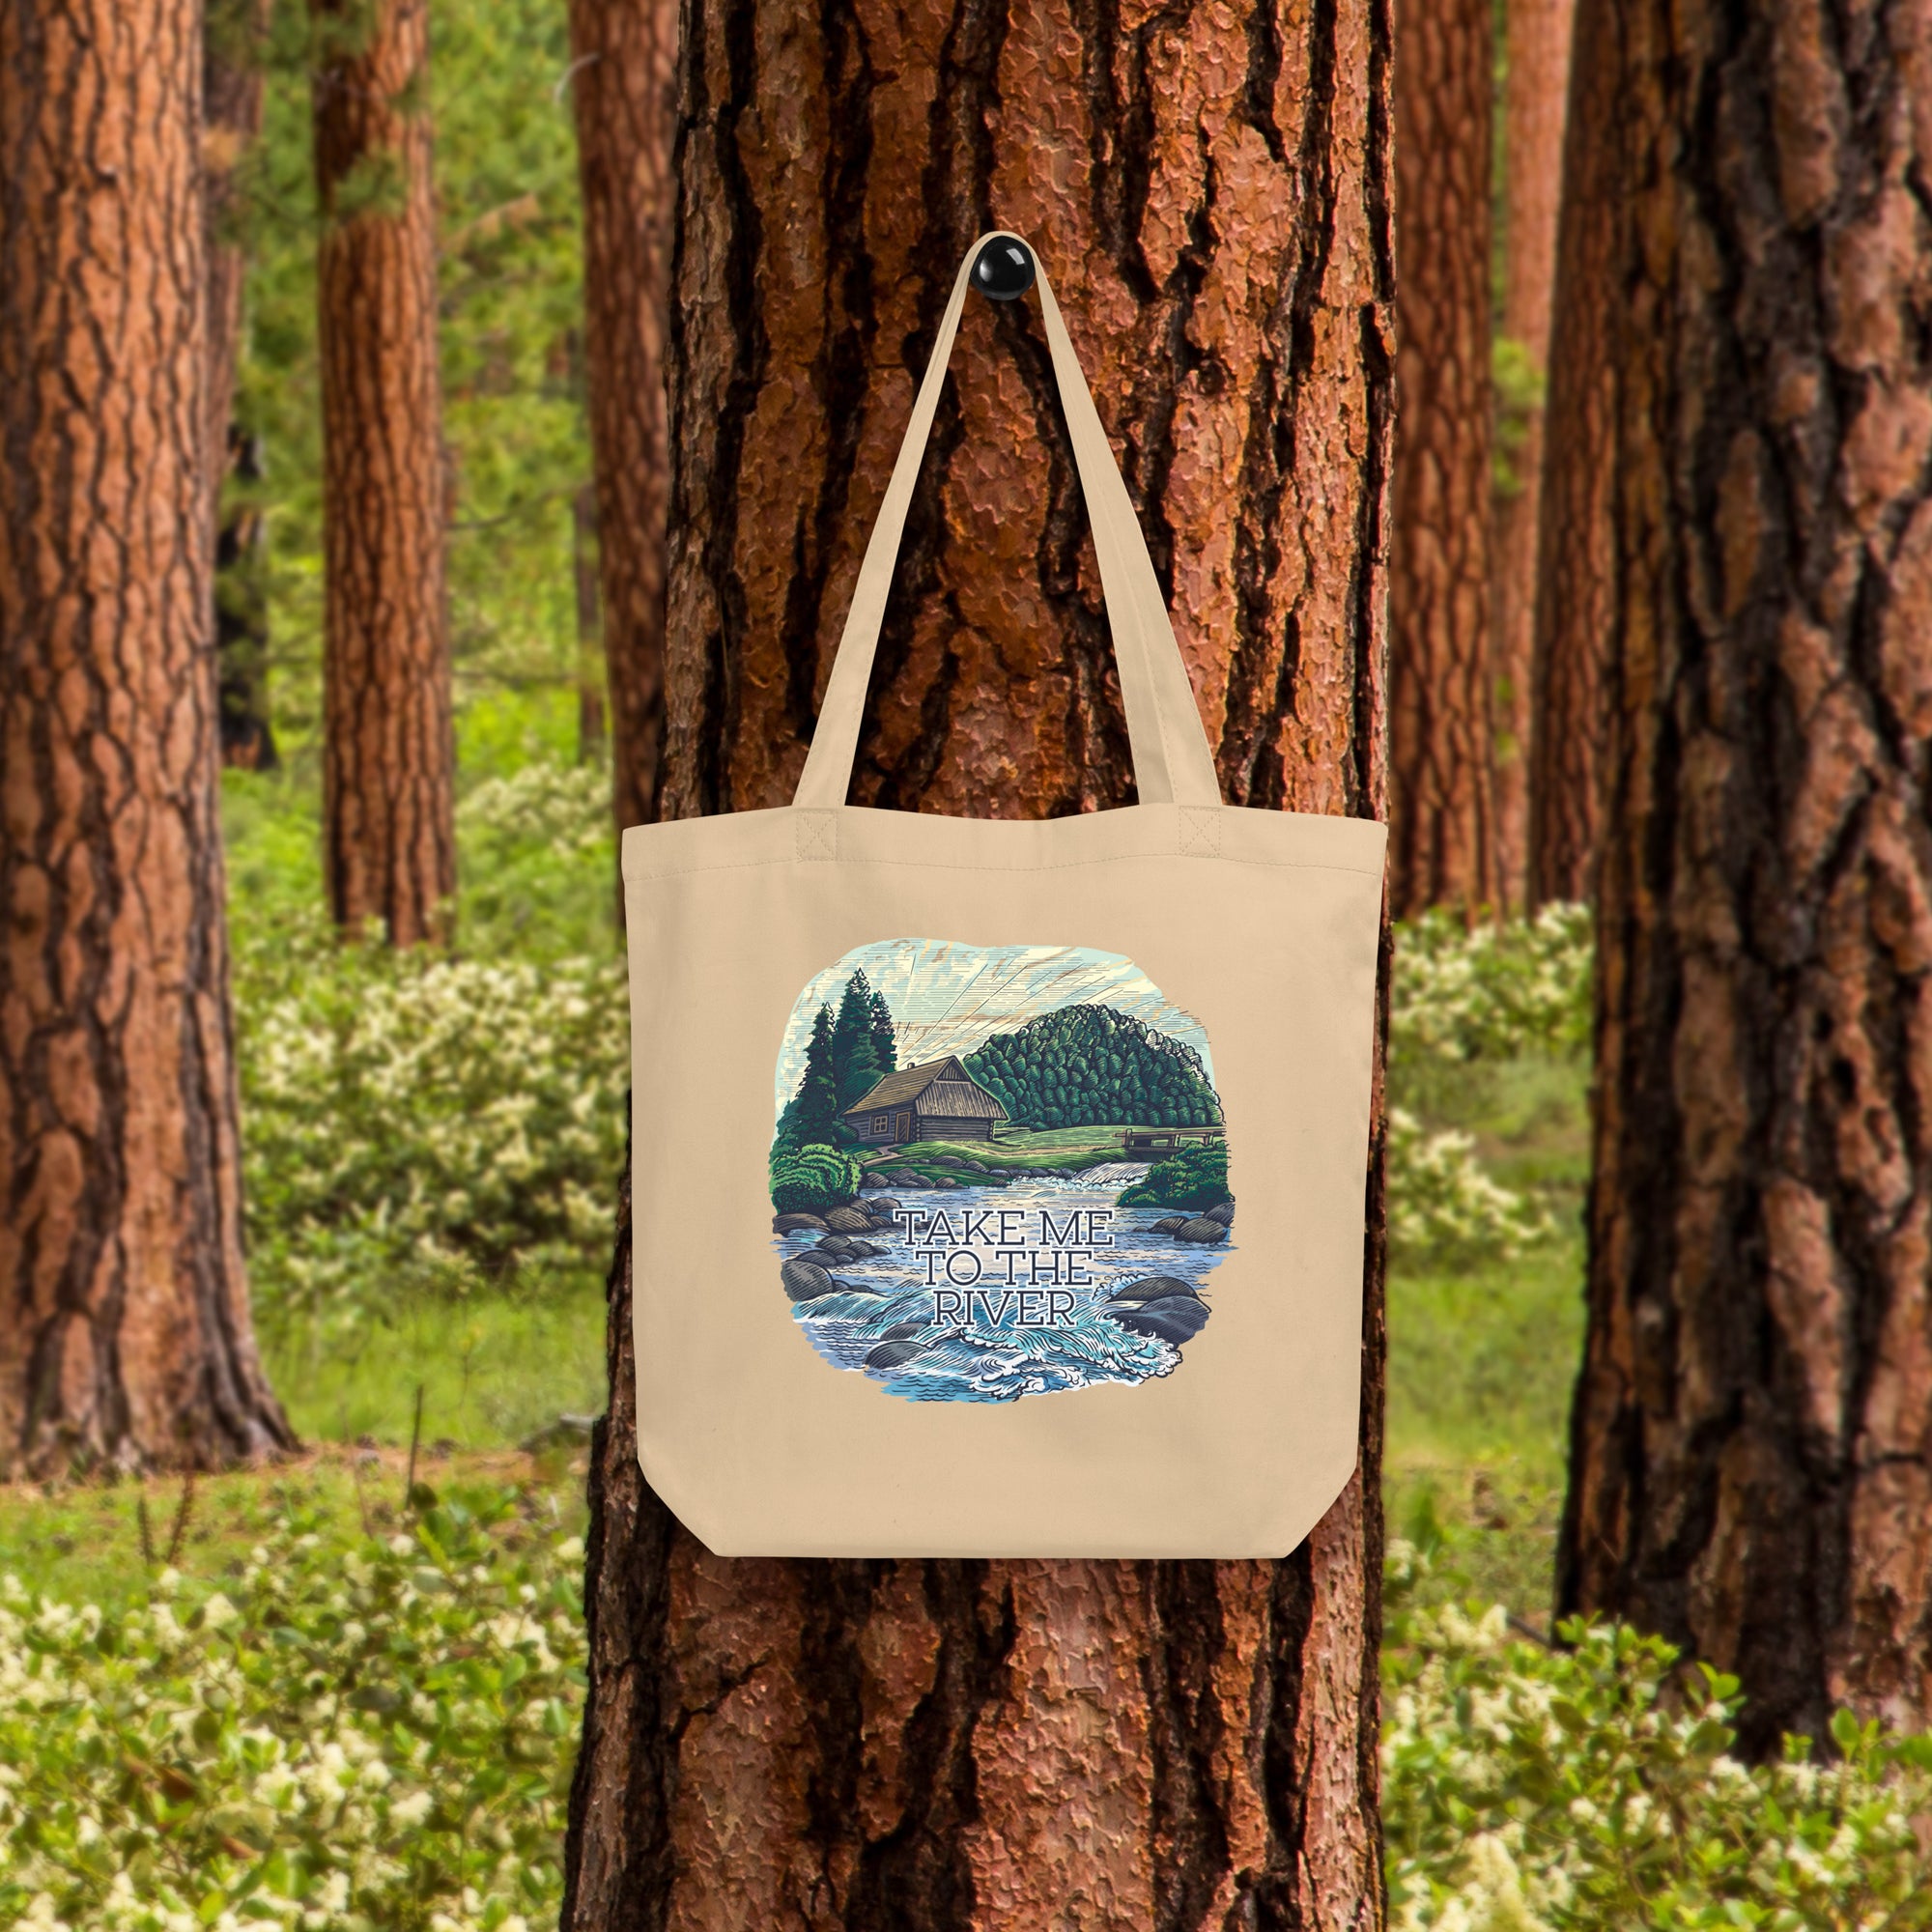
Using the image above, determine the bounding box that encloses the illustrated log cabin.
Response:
[843,1057,1009,1146]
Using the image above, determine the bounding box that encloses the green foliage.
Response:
[768,1144,862,1216]
[0,1480,584,1932]
[776,1008,841,1153]
[1392,904,1593,1081]
[233,906,627,1340]
[1384,1565,1932,1931]
[965,1005,1220,1131]
[831,972,888,1115]
[1117,1142,1230,1210]
[1387,1108,1549,1263]
[237,0,591,756]
[867,989,897,1078]
[454,756,616,960]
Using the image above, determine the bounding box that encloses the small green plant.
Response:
[233,908,628,1341]
[768,1144,862,1215]
[1383,1548,1932,1931]
[1387,1108,1548,1264]
[1117,1142,1229,1211]
[0,1479,584,1932]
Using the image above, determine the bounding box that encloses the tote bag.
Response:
[623,233,1385,1558]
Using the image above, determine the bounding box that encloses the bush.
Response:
[0,1481,584,1932]
[1117,1142,1229,1210]
[1391,903,1593,1076]
[768,1144,862,1215]
[1386,1108,1548,1264]
[1383,1559,1932,1930]
[234,911,628,1336]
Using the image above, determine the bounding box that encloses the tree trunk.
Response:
[215,428,279,771]
[1523,0,1615,906]
[206,0,278,773]
[1490,0,1575,908]
[1388,0,1495,917]
[312,0,455,947]
[573,480,607,763]
[562,4,1395,1924]
[1558,0,1932,1751]
[566,0,671,834]
[204,0,266,514]
[0,0,295,1475]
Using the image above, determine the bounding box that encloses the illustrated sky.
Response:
[773,938,1216,1119]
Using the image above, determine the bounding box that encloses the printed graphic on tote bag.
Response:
[769,939,1236,1403]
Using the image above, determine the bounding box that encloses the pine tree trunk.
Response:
[312,0,455,947]
[1558,0,1932,1750]
[566,0,671,834]
[572,481,607,763]
[206,0,278,772]
[0,0,294,1476]
[216,428,279,771]
[1523,0,1615,906]
[1490,0,1575,908]
[562,3,1395,1923]
[1388,0,1495,917]
[204,0,266,518]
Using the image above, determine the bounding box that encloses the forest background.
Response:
[4,0,1932,1926]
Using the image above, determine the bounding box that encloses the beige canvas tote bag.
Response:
[623,232,1385,1558]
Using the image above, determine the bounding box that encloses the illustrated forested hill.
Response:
[962,1004,1221,1129]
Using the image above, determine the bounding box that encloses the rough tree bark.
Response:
[205,0,278,771]
[1491,0,1576,906]
[572,481,607,763]
[0,0,294,1474]
[561,2,1395,1925]
[1524,0,1616,905]
[566,0,672,834]
[312,0,455,946]
[1388,0,1495,917]
[1558,0,1932,1751]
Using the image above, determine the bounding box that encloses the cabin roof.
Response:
[843,1056,1008,1120]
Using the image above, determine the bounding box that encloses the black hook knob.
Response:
[972,236,1036,301]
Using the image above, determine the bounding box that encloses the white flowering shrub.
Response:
[0,1482,584,1932]
[234,912,627,1331]
[1386,1110,1548,1263]
[455,762,615,962]
[1392,903,1593,1074]
[1383,1556,1932,1931]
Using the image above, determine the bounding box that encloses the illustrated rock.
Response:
[865,1337,926,1371]
[781,1257,840,1301]
[1149,1216,1189,1235]
[1205,1201,1235,1227]
[773,1212,828,1233]
[1104,1287,1210,1345]
[1174,1217,1228,1244]
[1105,1275,1197,1305]
[823,1206,874,1234]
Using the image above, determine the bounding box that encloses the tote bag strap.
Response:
[792,233,1223,811]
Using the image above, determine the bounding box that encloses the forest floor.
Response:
[0,1055,1588,1620]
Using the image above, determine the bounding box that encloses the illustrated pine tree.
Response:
[0,0,293,1472]
[831,971,886,1113]
[1558,0,1932,1751]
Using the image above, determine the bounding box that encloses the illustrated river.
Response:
[775,1162,1236,1403]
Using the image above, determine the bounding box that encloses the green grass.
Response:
[1383,1052,1590,1624]
[263,1282,609,1451]
[864,1123,1198,1177]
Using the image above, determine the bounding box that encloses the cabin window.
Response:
[872,1115,889,1133]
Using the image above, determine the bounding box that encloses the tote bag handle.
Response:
[793,233,1224,811]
